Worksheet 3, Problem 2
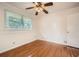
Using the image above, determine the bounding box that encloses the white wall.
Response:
[67,13,79,48]
[36,7,79,47]
[38,13,67,45]
[0,3,36,53]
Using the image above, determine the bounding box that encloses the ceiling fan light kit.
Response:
[34,7,43,12]
[26,2,53,15]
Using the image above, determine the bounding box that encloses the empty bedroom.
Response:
[0,2,79,57]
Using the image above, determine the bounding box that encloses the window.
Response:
[5,11,32,30]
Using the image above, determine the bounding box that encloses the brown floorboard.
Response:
[0,40,79,57]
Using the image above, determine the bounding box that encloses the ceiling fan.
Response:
[25,2,53,15]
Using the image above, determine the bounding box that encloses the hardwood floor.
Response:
[0,40,79,57]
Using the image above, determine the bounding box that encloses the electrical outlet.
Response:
[12,42,15,44]
[67,32,69,33]
[64,41,67,44]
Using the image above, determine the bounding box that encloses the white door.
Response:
[67,13,79,48]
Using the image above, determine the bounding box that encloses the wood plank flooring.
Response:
[0,40,79,57]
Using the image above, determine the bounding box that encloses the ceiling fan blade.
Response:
[43,9,48,14]
[44,2,53,6]
[33,2,36,4]
[37,2,42,5]
[26,7,34,9]
[35,12,38,15]
[33,2,38,5]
